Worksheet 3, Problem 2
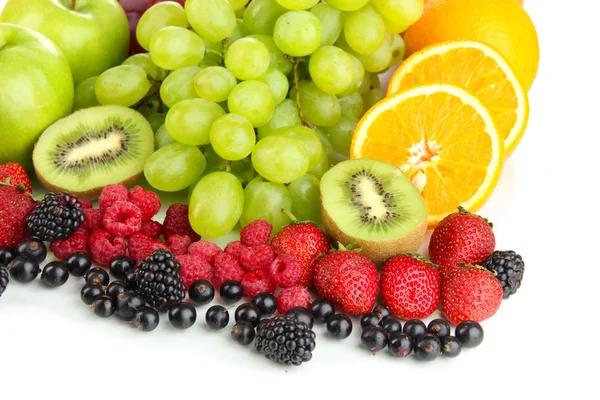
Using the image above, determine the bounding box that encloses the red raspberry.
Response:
[163,204,200,241]
[128,232,169,262]
[167,234,192,256]
[98,184,129,210]
[82,208,103,231]
[212,252,245,289]
[140,220,163,240]
[79,199,93,209]
[240,220,272,247]
[239,245,275,272]
[177,254,212,289]
[268,254,301,288]
[88,229,127,267]
[188,240,222,264]
[128,186,161,222]
[49,228,89,261]
[276,286,311,315]
[224,241,246,260]
[241,268,275,298]
[102,201,142,238]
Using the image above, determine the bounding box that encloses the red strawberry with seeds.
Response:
[0,162,32,193]
[0,185,37,248]
[380,253,441,320]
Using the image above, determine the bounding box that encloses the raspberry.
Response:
[163,204,200,241]
[212,252,245,289]
[239,245,275,272]
[140,220,163,240]
[276,286,311,315]
[167,234,192,256]
[49,228,89,261]
[241,268,275,298]
[81,208,103,231]
[88,229,127,267]
[128,232,169,262]
[188,240,222,264]
[98,184,129,210]
[128,186,161,222]
[102,201,142,238]
[79,199,93,209]
[268,254,301,288]
[177,254,212,289]
[240,220,272,247]
[224,241,246,260]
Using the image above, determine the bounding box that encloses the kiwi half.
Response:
[33,105,154,201]
[320,158,427,265]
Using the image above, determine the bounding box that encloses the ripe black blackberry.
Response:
[0,266,9,298]
[255,315,316,366]
[483,250,525,299]
[131,250,185,312]
[26,192,86,242]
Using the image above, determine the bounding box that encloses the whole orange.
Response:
[404,0,538,90]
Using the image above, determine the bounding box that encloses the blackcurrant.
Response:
[372,304,390,322]
[188,279,215,306]
[220,280,243,304]
[106,280,127,301]
[414,333,441,361]
[91,295,116,318]
[381,317,402,335]
[17,238,47,263]
[206,305,229,330]
[440,336,462,358]
[168,302,197,329]
[0,247,17,266]
[310,298,335,324]
[360,312,380,329]
[403,319,427,341]
[326,314,353,339]
[235,303,261,327]
[427,318,451,338]
[252,292,277,317]
[361,326,388,354]
[455,320,484,348]
[109,256,136,280]
[41,261,69,288]
[388,332,413,358]
[286,306,314,329]
[81,283,104,305]
[231,321,256,346]
[116,291,145,320]
[133,306,160,332]
[85,268,110,286]
[66,252,92,277]
[8,255,41,283]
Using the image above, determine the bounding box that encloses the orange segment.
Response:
[351,84,504,226]
[388,41,529,154]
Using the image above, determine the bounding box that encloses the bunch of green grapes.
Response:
[73,0,422,238]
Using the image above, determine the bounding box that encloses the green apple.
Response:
[1,0,130,85]
[0,23,74,169]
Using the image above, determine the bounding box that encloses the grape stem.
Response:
[290,57,314,129]
[71,0,76,10]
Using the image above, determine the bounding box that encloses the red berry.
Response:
[0,162,32,193]
[224,241,246,260]
[79,199,93,209]
[49,228,89,261]
[167,234,192,256]
[163,203,200,241]
[188,240,222,264]
[0,186,37,248]
[276,286,311,315]
[239,245,275,272]
[240,220,272,247]
[102,201,142,238]
[82,208,103,231]
[98,184,129,211]
[88,229,127,267]
[212,252,245,289]
[177,254,212,289]
[241,269,275,298]
[128,186,161,222]
[128,232,169,262]
[268,254,301,288]
[140,220,163,239]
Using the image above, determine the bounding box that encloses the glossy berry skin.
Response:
[0,266,9,297]
[310,298,335,324]
[414,333,441,361]
[388,332,413,358]
[252,292,277,317]
[220,280,243,304]
[17,238,47,263]
[106,281,127,301]
[427,319,451,337]
[117,291,146,320]
[372,305,390,322]
[8,255,40,283]
[85,268,110,286]
[235,303,261,327]
[66,252,92,277]
[189,280,215,306]
[0,247,17,266]
[361,326,389,354]
[441,336,462,357]
[206,305,230,330]
[109,256,136,280]
[231,321,256,346]
[286,306,314,329]
[41,261,70,287]
[455,320,484,348]
[81,283,105,305]
[326,314,353,339]
[403,319,427,341]
[133,306,160,332]
[91,295,116,318]
[381,318,402,335]
[360,313,380,329]
[168,303,197,329]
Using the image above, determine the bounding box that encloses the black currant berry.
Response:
[66,252,92,277]
[403,319,427,341]
[220,280,243,304]
[381,317,402,335]
[326,314,353,339]
[361,326,388,354]
[81,283,105,305]
[414,333,441,361]
[455,320,484,348]
[91,295,116,318]
[286,306,314,329]
[440,336,462,358]
[427,318,451,338]
[252,292,277,317]
[231,321,256,346]
[372,305,390,322]
[0,247,17,266]
[168,302,197,330]
[17,238,47,263]
[388,332,413,358]
[41,261,69,287]
[310,298,335,324]
[206,305,229,330]
[188,279,215,306]
[360,313,380,329]
[85,268,110,286]
[106,280,127,301]
[8,255,41,283]
[235,303,261,327]
[109,256,136,280]
[133,306,160,332]
[116,291,145,320]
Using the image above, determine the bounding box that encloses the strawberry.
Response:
[271,222,330,287]
[0,185,37,247]
[380,253,441,320]
[428,207,496,279]
[314,246,379,315]
[441,263,503,325]
[0,162,32,193]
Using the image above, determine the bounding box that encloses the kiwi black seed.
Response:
[348,169,400,224]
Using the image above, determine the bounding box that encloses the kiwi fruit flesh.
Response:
[33,105,154,201]
[320,158,427,266]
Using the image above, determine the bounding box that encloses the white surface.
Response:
[1,1,598,398]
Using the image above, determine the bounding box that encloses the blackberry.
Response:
[26,192,86,242]
[255,315,316,366]
[0,266,9,298]
[483,250,525,299]
[131,250,185,312]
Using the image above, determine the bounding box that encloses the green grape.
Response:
[228,80,275,128]
[252,136,309,183]
[362,88,386,110]
[160,66,201,108]
[323,115,357,156]
[357,72,380,95]
[201,40,224,67]
[355,39,393,73]
[309,3,342,46]
[136,1,188,51]
[95,65,151,107]
[166,98,225,145]
[295,81,341,127]
[257,68,289,105]
[270,125,323,170]
[288,174,321,224]
[243,0,287,35]
[257,99,301,139]
[229,160,257,186]
[149,27,205,71]
[338,53,365,96]
[155,124,177,149]
[189,171,244,238]
[146,112,167,133]
[308,46,354,95]
[314,126,334,160]
[240,178,292,235]
[228,0,248,11]
[224,37,270,80]
[209,113,256,161]
[194,67,237,103]
[307,150,330,179]
[389,34,406,67]
[326,0,369,11]
[247,34,292,75]
[144,143,206,192]
[338,92,364,120]
[383,17,409,34]
[185,0,236,42]
[122,53,160,80]
[273,11,322,57]
[74,76,99,110]
[227,18,250,44]
[371,0,423,27]
[343,5,385,55]
[201,145,229,174]
[276,0,319,11]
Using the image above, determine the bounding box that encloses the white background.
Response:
[1,1,598,399]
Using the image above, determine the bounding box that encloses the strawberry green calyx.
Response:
[336,242,362,253]
[0,177,32,196]
[457,206,494,228]
[457,262,497,276]
[403,252,438,268]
